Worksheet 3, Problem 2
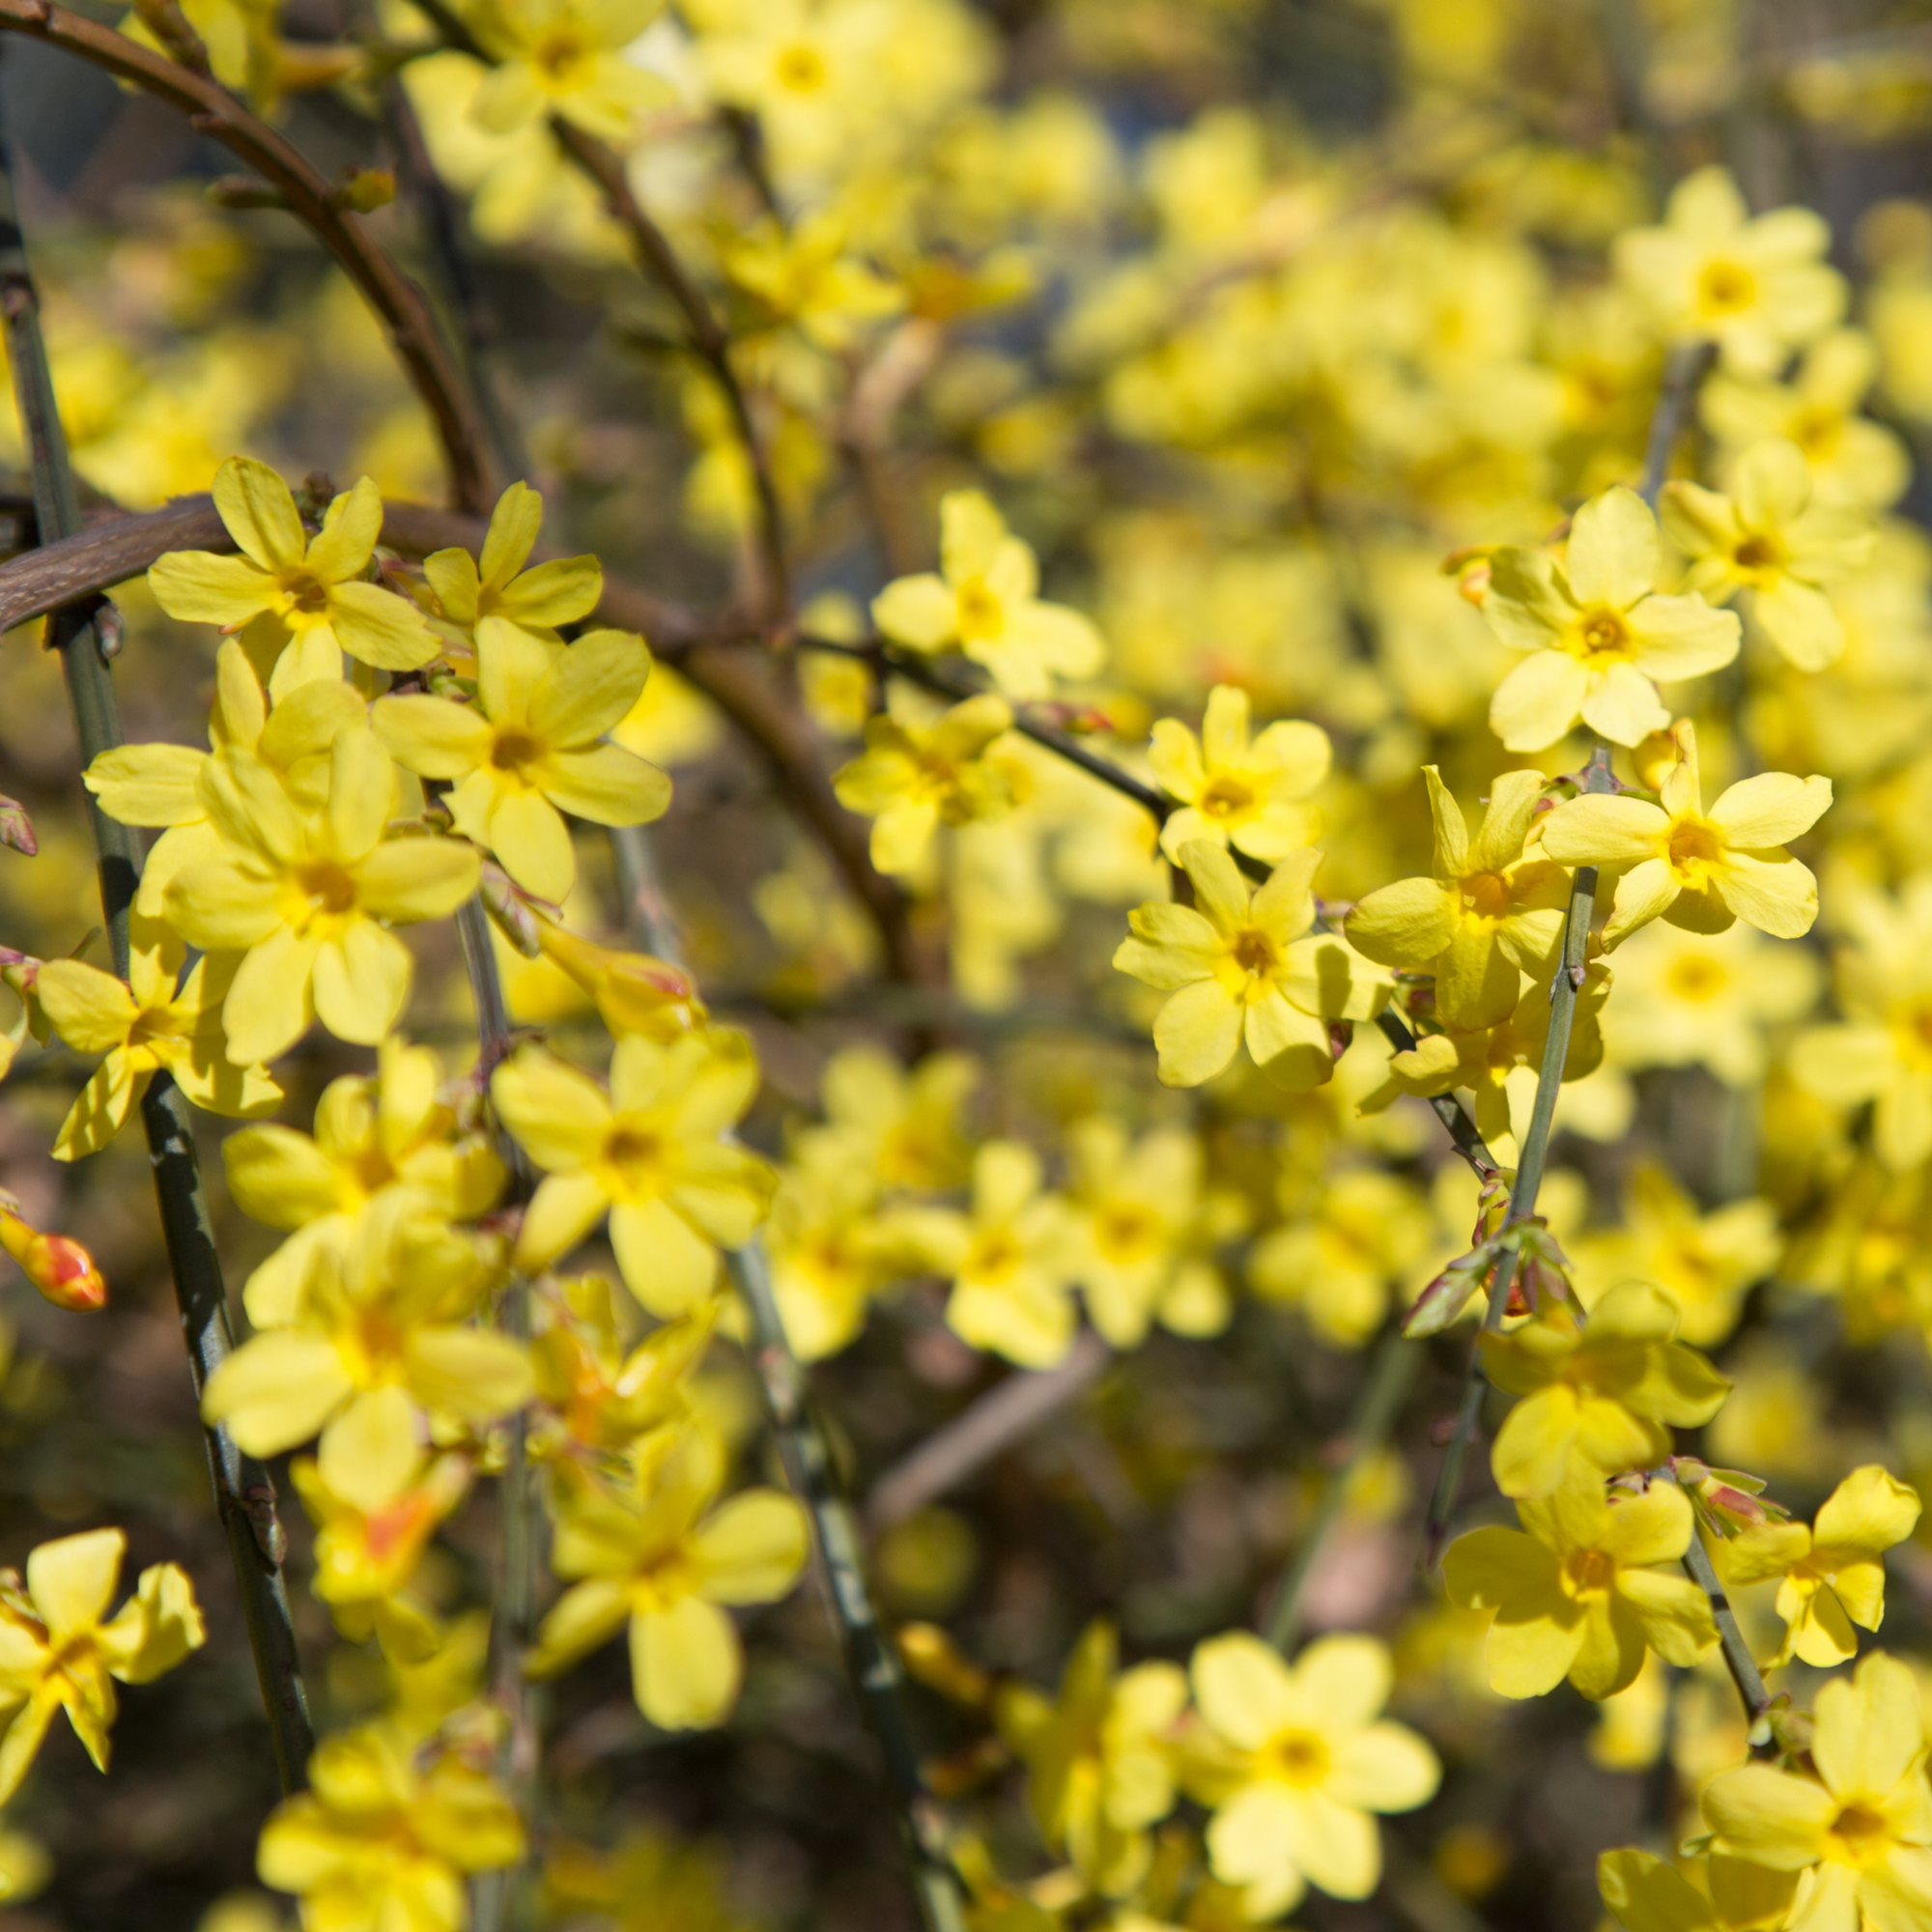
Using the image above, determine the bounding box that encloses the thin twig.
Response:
[1422,745,1610,1565]
[0,0,492,511]
[865,1328,1113,1533]
[0,82,313,1793]
[1639,339,1719,507]
[1262,1325,1423,1652]
[1677,1516,1777,1759]
[601,825,968,1932]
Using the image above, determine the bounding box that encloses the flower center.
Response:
[1697,259,1757,315]
[1732,533,1782,575]
[1665,815,1725,882]
[1790,407,1840,458]
[531,26,586,78]
[1229,926,1277,979]
[968,1229,1023,1282]
[1264,1729,1330,1787]
[284,574,331,617]
[1895,1001,1932,1070]
[294,860,359,921]
[1095,1205,1158,1261]
[1828,1804,1891,1864]
[1577,609,1633,663]
[1198,775,1255,821]
[604,1124,664,1174]
[956,579,1003,642]
[1462,871,1510,921]
[1562,1548,1617,1598]
[1665,954,1728,1001]
[490,726,547,777]
[774,42,827,92]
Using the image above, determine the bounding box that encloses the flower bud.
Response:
[0,1210,107,1312]
[535,923,705,1039]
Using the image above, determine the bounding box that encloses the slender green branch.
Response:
[1639,339,1719,507]
[1422,746,1609,1564]
[1677,1516,1778,1759]
[0,83,313,1794]
[607,822,967,1932]
[1263,1324,1423,1652]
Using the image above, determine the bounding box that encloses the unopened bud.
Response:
[897,1622,991,1708]
[334,167,395,213]
[0,795,37,857]
[0,1211,106,1311]
[536,923,705,1038]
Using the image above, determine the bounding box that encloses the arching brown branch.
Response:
[0,0,493,512]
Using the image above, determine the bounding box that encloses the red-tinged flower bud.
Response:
[0,795,36,857]
[0,1210,107,1311]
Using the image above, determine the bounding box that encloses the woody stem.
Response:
[0,69,313,1795]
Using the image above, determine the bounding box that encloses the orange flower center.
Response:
[1462,871,1510,920]
[956,579,1003,641]
[1229,926,1278,978]
[1732,533,1782,575]
[775,42,827,92]
[1561,1548,1617,1598]
[1095,1205,1158,1260]
[1665,953,1728,1000]
[1665,815,1725,883]
[1828,1804,1891,1864]
[295,860,359,920]
[491,726,547,777]
[1577,610,1633,663]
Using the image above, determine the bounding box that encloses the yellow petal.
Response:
[201,1327,352,1455]
[213,455,306,571]
[26,1528,125,1641]
[631,1596,742,1730]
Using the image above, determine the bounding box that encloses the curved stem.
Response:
[0,0,492,510]
[0,94,313,1793]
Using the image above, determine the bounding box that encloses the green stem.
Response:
[1679,1520,1778,1759]
[0,86,313,1794]
[607,822,967,1932]
[1422,747,1610,1562]
[1263,1325,1423,1652]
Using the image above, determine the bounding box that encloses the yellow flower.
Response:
[1149,685,1329,866]
[422,480,604,646]
[1663,437,1877,671]
[200,1191,532,1462]
[1538,721,1829,948]
[1479,1283,1730,1500]
[220,1034,504,1327]
[1062,1118,1228,1349]
[871,490,1105,700]
[1598,920,1819,1089]
[1478,485,1741,752]
[1346,767,1570,1029]
[795,1044,979,1193]
[1359,962,1611,1158]
[1184,1632,1439,1918]
[465,0,670,140]
[532,1291,715,1455]
[1722,1464,1921,1667]
[721,211,905,351]
[0,1528,204,1803]
[1443,1472,1719,1699]
[993,1619,1186,1898]
[527,1429,809,1731]
[34,907,281,1159]
[1114,842,1391,1091]
[1613,165,1845,375]
[375,621,669,903]
[491,1031,776,1316]
[908,1139,1076,1370]
[289,1384,472,1644]
[1571,1165,1782,1348]
[162,725,483,1063]
[1249,1166,1435,1350]
[1702,1651,1932,1929]
[148,457,435,695]
[257,1721,524,1931]
[84,638,364,917]
[1597,1847,1799,1932]
[831,693,1018,876]
[1703,327,1911,510]
[1792,878,1932,1170]
[766,1146,918,1363]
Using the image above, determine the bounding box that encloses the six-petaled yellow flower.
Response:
[1149,684,1330,865]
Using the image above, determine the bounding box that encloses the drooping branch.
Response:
[0,0,494,511]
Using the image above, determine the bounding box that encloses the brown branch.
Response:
[865,1328,1112,1532]
[0,499,923,983]
[0,0,493,512]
